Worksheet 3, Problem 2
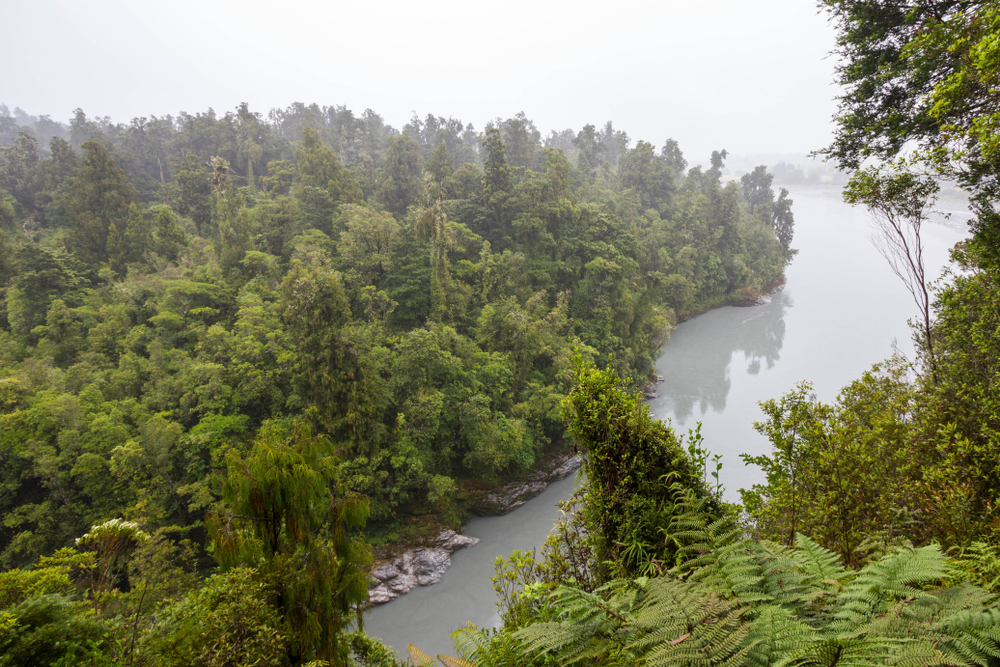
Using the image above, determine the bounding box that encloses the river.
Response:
[365,185,969,657]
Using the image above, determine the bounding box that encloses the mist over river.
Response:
[366,185,969,657]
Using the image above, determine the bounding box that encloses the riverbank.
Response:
[365,451,583,606]
[676,276,787,323]
[362,275,785,606]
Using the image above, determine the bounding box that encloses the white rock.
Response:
[412,548,451,586]
[388,574,415,594]
[436,529,480,552]
[368,583,396,605]
[550,455,583,481]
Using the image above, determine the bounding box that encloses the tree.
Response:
[377,134,423,218]
[108,203,153,276]
[64,141,140,264]
[7,245,88,340]
[560,356,719,579]
[706,149,728,180]
[661,138,687,176]
[416,180,451,321]
[619,140,673,211]
[772,186,795,257]
[279,259,372,440]
[0,132,41,222]
[738,165,774,216]
[295,127,362,206]
[150,204,186,261]
[170,152,213,235]
[819,0,1000,260]
[236,102,263,194]
[209,157,252,273]
[572,123,604,169]
[501,112,540,169]
[337,204,400,286]
[35,137,78,229]
[296,185,336,237]
[210,419,370,666]
[480,126,513,247]
[425,141,454,183]
[844,166,938,369]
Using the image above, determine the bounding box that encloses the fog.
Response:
[6,0,838,161]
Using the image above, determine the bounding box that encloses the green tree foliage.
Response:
[561,357,719,579]
[480,127,513,248]
[819,0,1000,260]
[65,141,140,264]
[377,134,424,218]
[7,244,88,340]
[338,204,401,287]
[210,419,370,666]
[426,141,455,183]
[170,152,212,234]
[296,127,363,206]
[0,104,795,665]
[0,132,42,223]
[141,566,289,667]
[619,140,674,211]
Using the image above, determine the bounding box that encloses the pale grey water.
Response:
[365,185,969,657]
[647,186,968,500]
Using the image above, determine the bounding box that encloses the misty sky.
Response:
[6,0,839,163]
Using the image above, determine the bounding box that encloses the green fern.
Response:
[497,538,1000,667]
[481,486,1000,667]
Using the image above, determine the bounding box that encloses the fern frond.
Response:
[743,604,819,667]
[451,627,527,667]
[514,583,635,662]
[936,607,1000,666]
[408,645,437,667]
[835,545,949,626]
[887,640,956,667]
[907,583,996,623]
[794,533,848,587]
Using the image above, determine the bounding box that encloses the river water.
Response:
[365,185,969,657]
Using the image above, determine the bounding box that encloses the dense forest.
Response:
[9,0,1000,662]
[0,91,795,664]
[11,0,1000,664]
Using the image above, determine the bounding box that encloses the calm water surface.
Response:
[366,185,968,656]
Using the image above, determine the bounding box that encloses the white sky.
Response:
[5,0,840,163]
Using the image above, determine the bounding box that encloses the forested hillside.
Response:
[0,98,795,656]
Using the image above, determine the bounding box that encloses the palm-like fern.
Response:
[482,493,1000,667]
[514,577,750,666]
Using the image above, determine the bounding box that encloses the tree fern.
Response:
[495,539,1000,667]
[834,545,949,627]
[513,583,636,662]
[793,533,848,594]
[451,625,531,667]
[408,645,437,667]
[742,605,818,667]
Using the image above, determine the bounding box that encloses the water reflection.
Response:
[652,290,789,424]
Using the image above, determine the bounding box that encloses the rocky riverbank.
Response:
[475,453,583,515]
[367,452,584,606]
[644,374,665,400]
[367,529,480,605]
